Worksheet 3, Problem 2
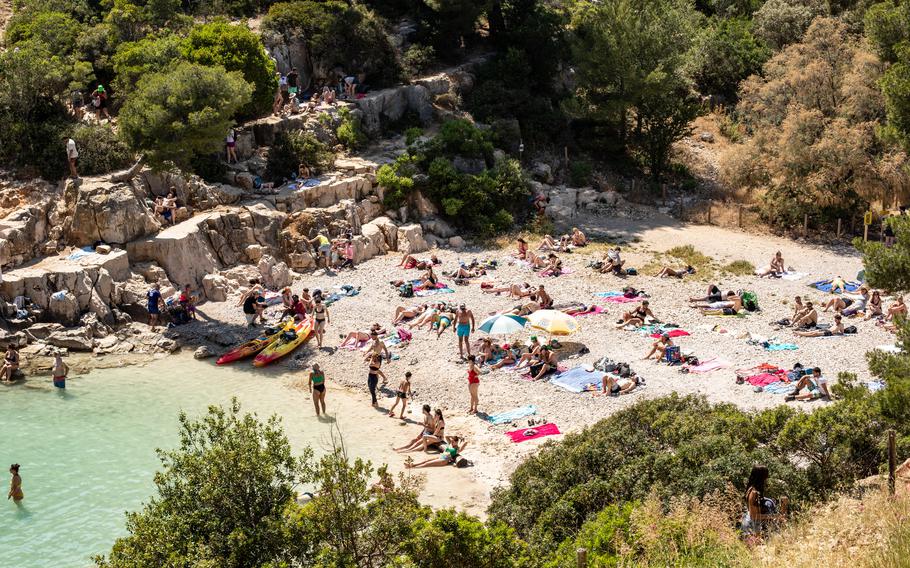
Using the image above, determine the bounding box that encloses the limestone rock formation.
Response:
[397,224,428,254]
[65,179,161,245]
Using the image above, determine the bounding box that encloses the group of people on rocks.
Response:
[273,67,364,116]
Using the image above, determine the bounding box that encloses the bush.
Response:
[723,259,755,275]
[5,10,82,55]
[569,160,593,186]
[112,34,183,94]
[336,107,366,150]
[69,123,133,175]
[402,43,436,78]
[265,130,334,182]
[405,127,423,146]
[690,17,770,100]
[753,0,828,50]
[377,153,419,208]
[181,22,277,118]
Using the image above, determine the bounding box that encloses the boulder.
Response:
[246,244,264,262]
[65,179,161,245]
[453,156,486,175]
[47,328,94,351]
[202,274,230,302]
[397,224,428,254]
[194,345,214,359]
[95,244,112,254]
[420,217,455,238]
[355,84,435,136]
[127,214,221,288]
[598,191,621,207]
[287,252,316,271]
[409,190,438,218]
[531,162,554,184]
[47,291,80,326]
[24,323,63,342]
[449,236,466,250]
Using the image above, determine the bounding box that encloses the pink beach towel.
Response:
[339,340,368,351]
[506,423,561,443]
[688,358,731,373]
[649,329,690,338]
[746,372,785,387]
[603,295,639,304]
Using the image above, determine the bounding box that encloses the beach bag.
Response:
[399,282,414,298]
[844,325,858,334]
[397,328,413,342]
[626,268,638,275]
[664,345,682,364]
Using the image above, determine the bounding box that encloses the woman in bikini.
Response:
[491,344,518,369]
[756,251,785,277]
[387,371,412,419]
[482,282,533,298]
[418,265,438,289]
[516,237,528,259]
[571,227,587,246]
[409,303,441,330]
[1,345,19,382]
[308,363,327,417]
[467,355,480,414]
[398,408,446,453]
[8,464,23,504]
[615,301,654,329]
[475,338,495,365]
[435,309,456,338]
[393,304,426,324]
[514,337,543,370]
[864,290,883,320]
[366,354,386,407]
[394,405,435,452]
[339,323,383,347]
[311,298,330,348]
[656,265,695,278]
[407,436,468,468]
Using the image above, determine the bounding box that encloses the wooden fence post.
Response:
[837,218,842,238]
[889,429,897,495]
[707,204,712,225]
[803,214,808,237]
[738,205,743,228]
[576,548,588,568]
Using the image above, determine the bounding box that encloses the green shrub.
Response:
[723,259,755,275]
[181,21,277,118]
[112,34,183,94]
[377,153,419,208]
[569,160,593,186]
[405,127,423,146]
[425,119,495,162]
[402,509,531,568]
[265,130,333,182]
[336,107,366,149]
[69,123,133,175]
[5,10,82,54]
[402,43,436,78]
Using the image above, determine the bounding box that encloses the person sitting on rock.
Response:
[161,193,178,226]
[1,344,19,382]
[179,285,197,320]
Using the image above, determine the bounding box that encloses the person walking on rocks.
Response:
[225,128,238,164]
[147,283,164,331]
[66,138,79,178]
[455,304,475,360]
[308,363,327,417]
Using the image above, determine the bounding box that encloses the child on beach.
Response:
[387,372,412,419]
[467,356,480,414]
[308,364,327,417]
[52,353,68,389]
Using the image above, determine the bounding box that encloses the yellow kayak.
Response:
[252,317,314,367]
[217,319,295,365]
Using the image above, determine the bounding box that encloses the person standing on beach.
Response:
[364,330,390,365]
[8,464,23,504]
[312,297,329,348]
[366,353,386,407]
[52,353,68,389]
[147,283,164,330]
[467,355,480,414]
[455,304,475,359]
[387,371,412,419]
[308,363,327,417]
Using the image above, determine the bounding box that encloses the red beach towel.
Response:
[506,423,561,443]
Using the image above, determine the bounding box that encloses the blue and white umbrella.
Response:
[478,314,528,335]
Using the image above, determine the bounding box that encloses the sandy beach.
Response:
[177,214,885,504]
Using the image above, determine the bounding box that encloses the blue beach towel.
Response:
[810,279,861,294]
[763,381,794,394]
[766,343,799,351]
[487,405,537,425]
[594,291,624,298]
[550,367,602,393]
[67,246,95,261]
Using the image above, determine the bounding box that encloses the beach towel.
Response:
[550,366,603,393]
[66,246,95,261]
[487,405,537,425]
[594,292,623,298]
[688,358,731,373]
[603,295,640,304]
[300,178,320,188]
[876,344,902,354]
[766,342,799,351]
[780,271,807,281]
[747,372,785,387]
[339,340,369,351]
[415,287,455,297]
[520,365,567,381]
[262,291,284,306]
[865,380,886,392]
[505,423,561,443]
[811,279,861,294]
[763,381,794,394]
[649,329,690,339]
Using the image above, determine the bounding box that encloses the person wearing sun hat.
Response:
[91,84,110,120]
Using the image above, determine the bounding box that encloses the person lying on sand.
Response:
[399,253,440,270]
[393,304,426,324]
[785,367,831,401]
[756,251,785,277]
[563,304,597,316]
[794,314,844,337]
[397,408,446,453]
[482,282,534,298]
[840,287,870,318]
[572,227,587,247]
[644,333,673,360]
[435,309,456,338]
[537,235,559,251]
[602,374,639,396]
[792,301,819,328]
[409,303,442,330]
[656,265,696,278]
[394,405,435,452]
[689,284,722,303]
[449,265,486,279]
[615,301,655,328]
[822,286,868,313]
[505,297,541,317]
[339,323,384,347]
[406,436,467,468]
[527,251,548,270]
[692,291,743,312]
[540,253,562,274]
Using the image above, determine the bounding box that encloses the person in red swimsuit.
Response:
[467,355,480,414]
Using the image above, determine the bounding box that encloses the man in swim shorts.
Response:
[455,304,475,359]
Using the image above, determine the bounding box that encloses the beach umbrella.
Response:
[478,313,528,335]
[527,310,580,336]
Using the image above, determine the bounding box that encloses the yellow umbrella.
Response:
[527,310,580,336]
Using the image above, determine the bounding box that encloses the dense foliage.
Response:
[265,130,334,182]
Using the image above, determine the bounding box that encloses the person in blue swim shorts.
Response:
[454,304,475,360]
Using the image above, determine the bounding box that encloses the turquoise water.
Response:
[0,355,445,568]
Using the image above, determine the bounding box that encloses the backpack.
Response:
[399,282,414,298]
[844,325,858,334]
[626,268,638,275]
[664,345,682,364]
[740,290,759,312]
